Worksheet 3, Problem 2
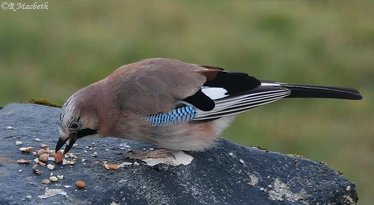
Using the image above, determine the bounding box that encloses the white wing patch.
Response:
[201,87,228,100]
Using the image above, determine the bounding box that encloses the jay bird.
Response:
[55,58,363,154]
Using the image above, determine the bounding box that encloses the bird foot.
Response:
[124,148,177,160]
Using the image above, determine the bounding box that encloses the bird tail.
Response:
[261,81,363,100]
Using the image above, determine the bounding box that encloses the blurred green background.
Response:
[0,1,372,204]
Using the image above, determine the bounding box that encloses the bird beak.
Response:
[55,133,77,154]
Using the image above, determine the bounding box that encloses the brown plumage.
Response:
[55,58,363,154]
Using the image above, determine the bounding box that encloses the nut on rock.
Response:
[75,181,86,189]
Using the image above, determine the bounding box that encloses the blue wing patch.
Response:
[144,105,197,126]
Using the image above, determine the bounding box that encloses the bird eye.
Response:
[70,122,79,129]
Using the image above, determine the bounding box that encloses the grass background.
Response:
[0,1,372,204]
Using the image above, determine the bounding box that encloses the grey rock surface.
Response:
[0,103,357,205]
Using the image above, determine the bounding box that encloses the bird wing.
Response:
[111,58,291,123]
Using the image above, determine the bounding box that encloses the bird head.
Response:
[55,90,100,154]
